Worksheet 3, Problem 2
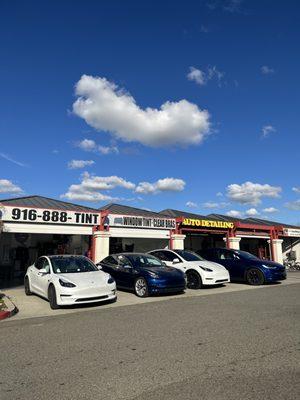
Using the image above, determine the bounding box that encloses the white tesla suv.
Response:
[149,249,230,289]
[24,255,117,309]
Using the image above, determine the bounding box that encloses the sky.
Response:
[0,0,299,225]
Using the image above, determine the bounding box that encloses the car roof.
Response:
[46,255,87,259]
[113,252,157,257]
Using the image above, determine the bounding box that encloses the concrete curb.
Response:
[0,294,19,321]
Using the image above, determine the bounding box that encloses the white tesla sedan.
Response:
[149,249,230,289]
[24,255,117,309]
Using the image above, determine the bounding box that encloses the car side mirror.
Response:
[172,258,180,264]
[39,268,49,275]
[97,264,102,270]
[123,264,132,270]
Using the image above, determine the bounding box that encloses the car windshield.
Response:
[174,250,205,262]
[51,256,98,274]
[127,254,165,268]
[235,251,259,260]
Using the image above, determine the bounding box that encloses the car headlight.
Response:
[200,266,213,272]
[107,275,115,284]
[59,279,76,288]
[262,264,276,269]
[148,271,159,278]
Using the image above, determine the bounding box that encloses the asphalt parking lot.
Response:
[1,278,300,400]
[2,272,300,320]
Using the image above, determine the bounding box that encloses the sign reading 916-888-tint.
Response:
[0,206,100,226]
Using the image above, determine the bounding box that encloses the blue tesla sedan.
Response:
[98,253,186,297]
[199,248,286,285]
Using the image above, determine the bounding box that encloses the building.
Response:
[1,195,299,287]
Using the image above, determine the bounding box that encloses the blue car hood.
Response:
[250,259,284,269]
[142,266,183,278]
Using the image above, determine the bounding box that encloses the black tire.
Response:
[24,277,32,296]
[134,277,149,298]
[186,270,202,289]
[246,268,265,285]
[48,285,59,309]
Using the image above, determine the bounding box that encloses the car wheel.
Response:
[186,270,202,289]
[134,277,149,298]
[24,277,32,296]
[48,285,59,309]
[246,268,264,285]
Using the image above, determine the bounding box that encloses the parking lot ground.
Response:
[1,281,300,400]
[2,272,300,321]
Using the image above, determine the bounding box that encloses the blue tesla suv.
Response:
[98,253,186,297]
[199,248,286,285]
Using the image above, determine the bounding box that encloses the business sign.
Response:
[283,228,300,237]
[108,214,176,230]
[182,218,234,229]
[0,205,100,226]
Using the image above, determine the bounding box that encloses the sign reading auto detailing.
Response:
[283,228,300,237]
[0,205,100,226]
[182,218,234,229]
[108,214,176,230]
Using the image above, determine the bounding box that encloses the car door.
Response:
[115,255,136,289]
[36,258,51,298]
[30,257,44,293]
[100,256,121,283]
[152,250,180,268]
[216,249,242,280]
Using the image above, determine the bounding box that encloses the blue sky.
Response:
[0,0,299,224]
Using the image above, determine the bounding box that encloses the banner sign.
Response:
[108,214,176,230]
[182,218,234,229]
[283,228,300,237]
[0,205,100,226]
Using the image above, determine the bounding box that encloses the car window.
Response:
[43,259,51,272]
[174,250,204,261]
[51,256,98,274]
[35,257,45,270]
[102,256,118,265]
[127,254,165,268]
[116,255,132,267]
[217,250,234,260]
[152,251,177,262]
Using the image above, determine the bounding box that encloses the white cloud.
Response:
[135,178,186,194]
[216,192,223,197]
[202,201,229,209]
[261,125,276,138]
[187,67,206,86]
[226,181,281,205]
[61,172,135,202]
[77,139,97,151]
[261,65,275,75]
[98,145,119,155]
[285,200,300,211]
[0,179,23,194]
[226,210,243,218]
[262,207,279,213]
[73,75,211,147]
[76,139,119,155]
[68,160,95,169]
[245,208,259,216]
[187,66,224,87]
[292,187,300,194]
[186,201,198,208]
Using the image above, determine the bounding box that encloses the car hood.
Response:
[184,260,228,272]
[142,266,184,278]
[251,260,285,269]
[56,271,109,287]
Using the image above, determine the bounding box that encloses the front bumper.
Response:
[202,273,230,285]
[148,277,186,294]
[264,269,287,282]
[57,285,117,305]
